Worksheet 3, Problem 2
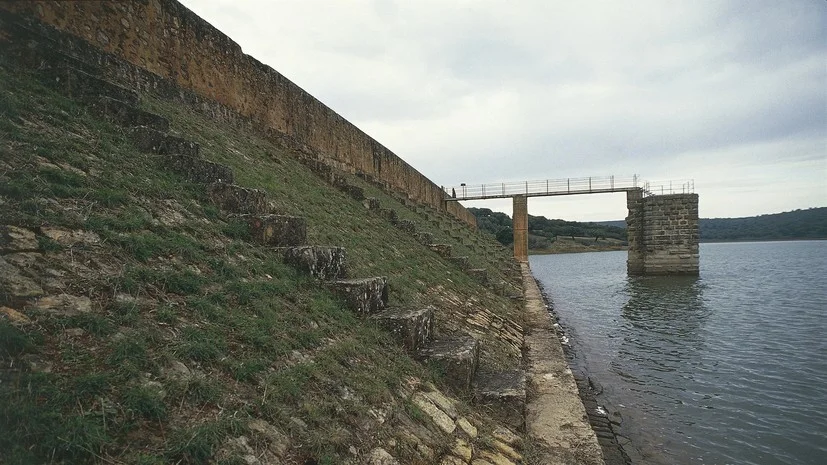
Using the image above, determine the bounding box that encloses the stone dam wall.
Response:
[0,0,477,228]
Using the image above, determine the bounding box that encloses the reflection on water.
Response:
[530,242,827,465]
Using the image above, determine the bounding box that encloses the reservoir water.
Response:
[529,241,827,465]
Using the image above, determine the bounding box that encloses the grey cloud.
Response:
[179,0,825,220]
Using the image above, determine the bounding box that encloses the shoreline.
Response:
[520,263,604,464]
[531,276,632,465]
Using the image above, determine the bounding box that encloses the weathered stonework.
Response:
[283,246,345,280]
[232,214,307,247]
[44,64,138,105]
[90,96,170,131]
[379,208,398,225]
[448,256,470,270]
[128,126,200,157]
[474,370,526,432]
[363,197,381,210]
[327,277,389,314]
[396,219,416,234]
[627,192,699,275]
[467,269,489,286]
[207,183,267,215]
[418,336,479,394]
[415,232,434,246]
[428,244,452,258]
[0,3,477,227]
[370,306,434,353]
[164,156,234,184]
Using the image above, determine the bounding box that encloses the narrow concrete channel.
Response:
[522,263,605,464]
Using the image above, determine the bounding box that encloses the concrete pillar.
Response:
[626,189,645,275]
[513,195,528,262]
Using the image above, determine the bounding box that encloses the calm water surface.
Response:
[529,241,827,465]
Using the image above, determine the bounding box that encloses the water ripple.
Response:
[531,241,827,465]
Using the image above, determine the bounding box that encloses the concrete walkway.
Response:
[522,263,605,465]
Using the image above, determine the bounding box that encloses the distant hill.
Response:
[469,207,627,251]
[699,208,827,241]
[472,207,827,249]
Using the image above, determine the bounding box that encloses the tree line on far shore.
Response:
[470,206,827,248]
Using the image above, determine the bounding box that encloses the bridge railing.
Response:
[445,175,642,200]
[641,179,695,197]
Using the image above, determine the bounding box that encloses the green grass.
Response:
[0,59,525,464]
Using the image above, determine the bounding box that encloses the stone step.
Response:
[89,96,169,132]
[362,197,380,210]
[207,183,267,215]
[473,369,527,432]
[467,268,489,285]
[230,214,306,246]
[370,306,434,353]
[414,232,433,246]
[165,155,234,184]
[448,256,470,270]
[396,219,416,234]
[333,179,365,201]
[418,335,479,394]
[379,208,398,225]
[43,65,139,106]
[327,277,388,314]
[283,246,345,280]
[128,126,200,157]
[428,244,452,258]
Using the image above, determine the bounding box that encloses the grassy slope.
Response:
[0,62,522,464]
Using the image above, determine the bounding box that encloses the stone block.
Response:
[467,269,489,285]
[0,256,44,305]
[164,156,234,184]
[231,214,306,246]
[448,256,470,270]
[208,183,267,214]
[44,65,139,105]
[418,335,479,393]
[363,197,381,210]
[327,277,388,314]
[89,96,169,131]
[332,175,365,201]
[283,246,345,280]
[341,183,365,201]
[128,126,200,157]
[396,219,416,234]
[0,226,38,253]
[428,244,452,258]
[379,208,398,224]
[370,306,434,352]
[415,232,433,246]
[473,369,526,432]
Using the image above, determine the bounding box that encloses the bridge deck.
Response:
[445,176,693,201]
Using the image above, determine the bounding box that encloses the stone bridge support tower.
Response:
[513,195,528,262]
[626,190,699,275]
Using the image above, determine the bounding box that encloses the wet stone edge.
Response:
[534,278,632,465]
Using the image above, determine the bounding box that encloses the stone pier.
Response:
[512,195,528,263]
[626,191,699,275]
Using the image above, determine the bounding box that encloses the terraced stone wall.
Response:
[0,0,477,228]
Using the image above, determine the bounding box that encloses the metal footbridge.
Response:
[444,175,694,201]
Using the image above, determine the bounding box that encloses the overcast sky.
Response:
[180,0,825,221]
